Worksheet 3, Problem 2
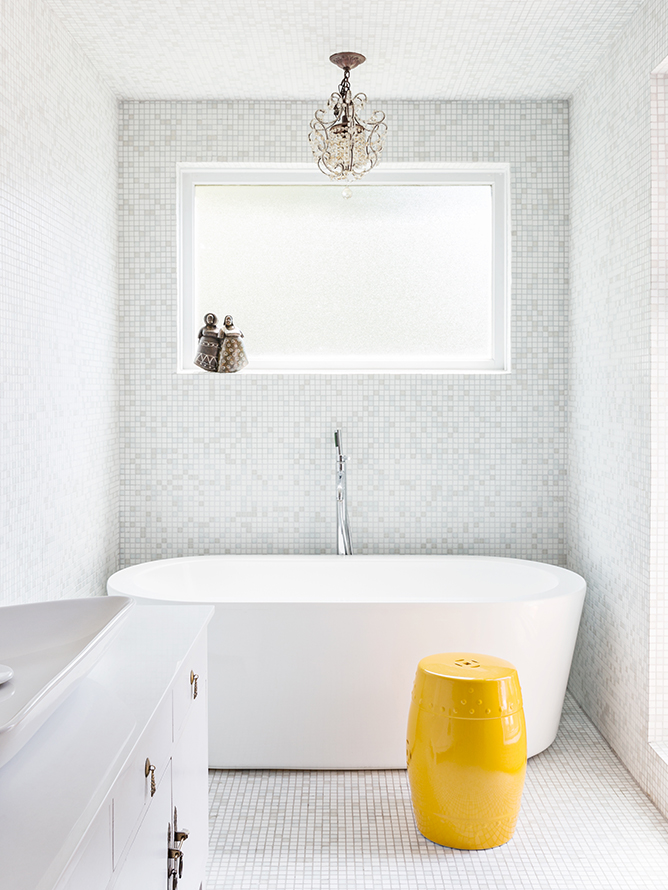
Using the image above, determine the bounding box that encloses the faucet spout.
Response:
[334,429,353,555]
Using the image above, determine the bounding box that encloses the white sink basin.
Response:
[0,596,133,770]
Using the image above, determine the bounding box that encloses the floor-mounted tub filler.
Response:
[108,555,585,768]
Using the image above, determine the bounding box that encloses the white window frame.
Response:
[177,163,511,374]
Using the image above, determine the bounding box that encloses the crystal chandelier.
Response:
[309,53,387,182]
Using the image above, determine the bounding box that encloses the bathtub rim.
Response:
[107,554,586,606]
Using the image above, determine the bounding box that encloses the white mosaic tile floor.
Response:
[207,695,668,889]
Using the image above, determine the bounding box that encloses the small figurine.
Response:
[194,313,222,372]
[217,315,249,373]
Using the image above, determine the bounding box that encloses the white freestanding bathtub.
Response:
[108,555,586,768]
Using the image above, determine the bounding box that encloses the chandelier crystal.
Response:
[309,53,387,182]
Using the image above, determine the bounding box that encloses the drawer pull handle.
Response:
[168,849,184,887]
[169,810,190,889]
[144,758,156,797]
[190,671,199,699]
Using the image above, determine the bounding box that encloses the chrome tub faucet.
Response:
[334,429,353,556]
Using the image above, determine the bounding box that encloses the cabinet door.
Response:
[171,653,208,890]
[112,763,171,890]
[113,692,172,869]
[54,802,112,890]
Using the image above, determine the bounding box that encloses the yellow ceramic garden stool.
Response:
[406,652,526,850]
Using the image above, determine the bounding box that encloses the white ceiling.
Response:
[43,0,646,100]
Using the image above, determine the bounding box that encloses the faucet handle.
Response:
[334,428,349,460]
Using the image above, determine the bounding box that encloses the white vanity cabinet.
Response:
[0,604,212,890]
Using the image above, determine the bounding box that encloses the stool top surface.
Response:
[418,652,518,682]
[414,653,523,718]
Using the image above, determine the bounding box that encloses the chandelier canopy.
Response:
[309,53,387,182]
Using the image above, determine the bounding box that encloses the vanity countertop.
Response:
[0,602,213,890]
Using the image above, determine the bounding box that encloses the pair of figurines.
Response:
[194,313,249,373]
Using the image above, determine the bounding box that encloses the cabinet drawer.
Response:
[173,630,207,743]
[112,693,172,869]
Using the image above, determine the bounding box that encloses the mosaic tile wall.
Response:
[0,0,118,605]
[118,100,568,567]
[650,73,668,745]
[568,0,668,818]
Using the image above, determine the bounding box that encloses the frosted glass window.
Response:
[179,167,509,373]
